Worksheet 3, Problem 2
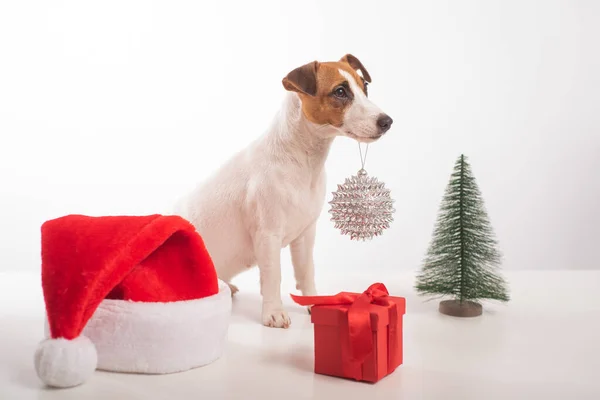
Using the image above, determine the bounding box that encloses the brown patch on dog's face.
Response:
[282,54,393,142]
[282,59,368,127]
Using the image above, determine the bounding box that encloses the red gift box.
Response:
[291,283,406,383]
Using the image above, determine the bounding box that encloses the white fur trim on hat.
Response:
[39,280,231,386]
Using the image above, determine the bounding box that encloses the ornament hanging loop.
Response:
[358,143,369,174]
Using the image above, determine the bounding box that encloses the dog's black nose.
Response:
[377,114,393,133]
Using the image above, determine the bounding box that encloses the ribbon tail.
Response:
[290,293,354,306]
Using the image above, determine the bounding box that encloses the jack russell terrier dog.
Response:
[175,54,393,328]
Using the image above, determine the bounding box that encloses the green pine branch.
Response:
[415,154,509,304]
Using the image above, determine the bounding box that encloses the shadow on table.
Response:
[229,291,262,324]
[256,344,314,374]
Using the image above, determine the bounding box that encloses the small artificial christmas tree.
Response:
[415,154,509,317]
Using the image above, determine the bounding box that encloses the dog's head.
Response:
[282,54,392,143]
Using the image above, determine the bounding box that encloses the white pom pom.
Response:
[34,336,97,388]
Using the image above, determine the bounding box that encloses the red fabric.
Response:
[41,214,219,340]
[291,283,405,383]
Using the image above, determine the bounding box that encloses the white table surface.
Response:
[1,269,599,400]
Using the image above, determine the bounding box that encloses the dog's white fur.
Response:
[175,68,386,328]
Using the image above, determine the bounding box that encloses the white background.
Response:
[1,0,598,276]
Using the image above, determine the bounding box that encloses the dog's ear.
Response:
[282,61,319,97]
[340,54,372,83]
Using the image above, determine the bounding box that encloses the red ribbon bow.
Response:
[291,283,399,380]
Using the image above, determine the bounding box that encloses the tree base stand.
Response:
[439,300,482,317]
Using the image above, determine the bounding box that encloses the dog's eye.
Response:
[333,86,347,98]
[364,81,368,96]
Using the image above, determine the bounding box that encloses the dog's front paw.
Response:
[262,304,291,329]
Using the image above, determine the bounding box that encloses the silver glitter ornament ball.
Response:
[328,168,396,241]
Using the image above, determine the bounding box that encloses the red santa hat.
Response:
[34,214,231,388]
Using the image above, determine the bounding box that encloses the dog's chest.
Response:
[281,175,326,244]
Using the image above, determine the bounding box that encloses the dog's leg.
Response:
[254,232,291,328]
[215,267,240,298]
[226,282,239,297]
[290,222,318,314]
